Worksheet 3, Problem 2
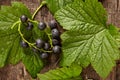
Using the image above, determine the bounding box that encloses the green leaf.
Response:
[6,36,25,64]
[37,64,82,80]
[55,0,120,78]
[55,0,107,30]
[108,25,120,50]
[108,24,120,39]
[0,2,31,67]
[0,1,46,78]
[46,0,74,14]
[22,50,43,78]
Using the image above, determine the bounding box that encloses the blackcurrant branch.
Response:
[28,19,53,48]
[32,1,47,20]
[18,23,52,53]
[11,18,53,53]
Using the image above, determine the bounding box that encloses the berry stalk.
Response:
[45,28,53,48]
[32,1,47,20]
[11,20,21,29]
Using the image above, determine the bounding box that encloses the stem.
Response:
[28,19,38,24]
[33,46,52,53]
[18,23,52,53]
[32,1,47,20]
[116,39,120,42]
[18,23,34,47]
[45,28,53,48]
[48,34,53,47]
[11,20,21,29]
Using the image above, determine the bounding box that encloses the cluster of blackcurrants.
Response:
[20,15,61,59]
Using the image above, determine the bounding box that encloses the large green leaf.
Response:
[55,0,107,30]
[55,0,120,78]
[0,2,31,66]
[37,64,82,80]
[46,0,74,14]
[0,2,45,78]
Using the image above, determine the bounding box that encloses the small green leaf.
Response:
[0,2,31,67]
[108,24,120,39]
[22,50,43,78]
[37,64,82,80]
[46,0,74,14]
[55,0,120,78]
[108,25,120,54]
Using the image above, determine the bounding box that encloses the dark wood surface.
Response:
[0,0,120,80]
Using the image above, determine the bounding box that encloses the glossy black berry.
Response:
[44,43,50,50]
[48,20,57,29]
[20,40,28,48]
[35,39,45,48]
[52,39,60,46]
[38,22,46,30]
[40,53,48,59]
[20,15,28,23]
[51,28,60,39]
[53,46,61,54]
[26,22,33,30]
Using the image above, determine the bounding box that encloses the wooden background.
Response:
[0,0,120,80]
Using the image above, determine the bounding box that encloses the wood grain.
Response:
[0,0,120,80]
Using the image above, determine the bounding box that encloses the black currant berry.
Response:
[35,39,44,48]
[44,43,50,50]
[48,20,57,29]
[26,22,33,30]
[53,46,61,54]
[20,15,28,23]
[52,39,60,46]
[40,53,48,59]
[20,40,28,48]
[51,28,60,39]
[38,22,46,30]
